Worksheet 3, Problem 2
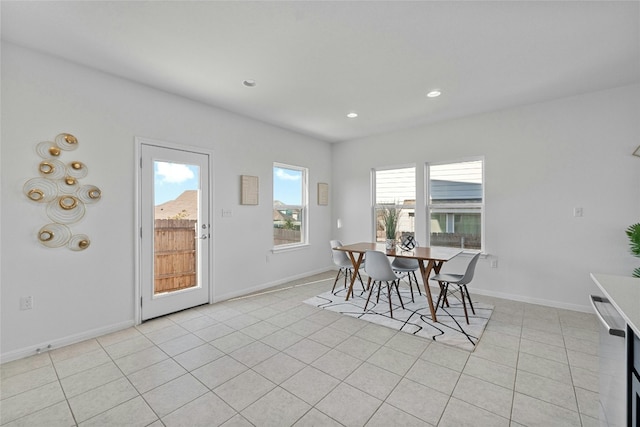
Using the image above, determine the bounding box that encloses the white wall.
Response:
[2,41,639,362]
[332,84,640,311]
[0,43,333,361]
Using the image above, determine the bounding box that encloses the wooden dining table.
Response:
[333,242,463,323]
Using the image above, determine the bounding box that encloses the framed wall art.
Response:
[241,175,259,205]
[318,182,329,205]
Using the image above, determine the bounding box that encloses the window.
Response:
[373,166,416,242]
[273,163,307,247]
[427,159,484,251]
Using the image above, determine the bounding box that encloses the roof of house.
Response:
[431,180,482,202]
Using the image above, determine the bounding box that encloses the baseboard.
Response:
[471,288,592,313]
[0,319,135,364]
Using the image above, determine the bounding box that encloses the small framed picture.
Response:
[318,183,329,205]
[240,175,259,205]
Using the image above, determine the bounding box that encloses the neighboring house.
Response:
[431,180,482,203]
[273,200,299,226]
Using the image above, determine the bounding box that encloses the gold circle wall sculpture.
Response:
[68,234,91,251]
[23,178,59,203]
[25,133,101,250]
[38,223,72,248]
[36,141,61,158]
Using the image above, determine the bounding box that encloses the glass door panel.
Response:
[153,161,200,295]
[140,142,211,321]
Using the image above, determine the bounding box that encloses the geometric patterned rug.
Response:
[304,286,493,352]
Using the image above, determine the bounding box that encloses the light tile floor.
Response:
[1,272,601,426]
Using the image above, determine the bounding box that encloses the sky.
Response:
[153,162,302,206]
[273,166,302,205]
[154,161,199,205]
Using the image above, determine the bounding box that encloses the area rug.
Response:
[304,286,493,351]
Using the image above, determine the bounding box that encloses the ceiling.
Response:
[2,1,639,143]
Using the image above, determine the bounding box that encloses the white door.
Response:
[139,142,211,321]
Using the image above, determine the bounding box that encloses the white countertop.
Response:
[591,273,640,337]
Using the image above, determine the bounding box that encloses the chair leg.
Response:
[386,281,393,318]
[394,280,405,309]
[331,269,342,292]
[444,283,451,308]
[434,283,442,308]
[462,285,475,314]
[436,282,448,308]
[412,271,422,296]
[406,273,415,303]
[459,285,470,324]
[366,276,372,291]
[364,280,377,311]
[376,281,382,303]
[441,282,450,307]
[357,271,366,291]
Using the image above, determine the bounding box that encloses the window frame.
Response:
[425,157,485,253]
[272,162,309,251]
[371,164,417,243]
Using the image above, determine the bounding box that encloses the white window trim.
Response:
[371,164,416,242]
[273,162,308,251]
[425,157,485,253]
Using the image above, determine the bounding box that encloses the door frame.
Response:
[134,136,215,325]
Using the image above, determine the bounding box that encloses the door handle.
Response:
[590,295,625,337]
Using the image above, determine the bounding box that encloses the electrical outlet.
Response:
[20,296,33,310]
[490,259,498,268]
[573,207,583,217]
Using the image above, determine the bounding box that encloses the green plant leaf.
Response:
[626,223,640,257]
[381,206,401,239]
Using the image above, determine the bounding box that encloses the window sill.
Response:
[272,243,310,254]
[431,248,488,258]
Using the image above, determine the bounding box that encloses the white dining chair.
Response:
[363,250,404,318]
[330,240,365,293]
[432,252,481,324]
[392,235,422,302]
[391,257,421,303]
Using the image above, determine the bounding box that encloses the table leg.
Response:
[345,252,364,301]
[418,259,438,322]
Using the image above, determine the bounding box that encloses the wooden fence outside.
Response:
[430,233,481,250]
[154,219,197,294]
[274,228,301,245]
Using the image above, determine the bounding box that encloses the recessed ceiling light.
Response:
[427,90,441,98]
[243,79,256,87]
[347,112,358,118]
